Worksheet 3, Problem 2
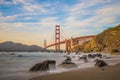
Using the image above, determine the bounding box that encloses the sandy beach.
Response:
[30,64,120,80]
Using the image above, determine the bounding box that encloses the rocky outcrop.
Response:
[29,60,56,72]
[75,24,120,54]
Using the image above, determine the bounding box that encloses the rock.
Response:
[58,62,77,68]
[116,63,120,65]
[63,55,68,57]
[67,52,70,55]
[65,57,71,62]
[58,57,77,68]
[78,56,88,62]
[10,53,15,55]
[83,56,88,62]
[29,60,56,72]
[88,53,102,58]
[43,60,56,70]
[88,54,95,58]
[18,55,23,57]
[72,56,75,58]
[105,57,111,59]
[96,53,102,58]
[94,59,99,62]
[95,60,108,68]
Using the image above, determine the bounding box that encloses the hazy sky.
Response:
[0,0,120,47]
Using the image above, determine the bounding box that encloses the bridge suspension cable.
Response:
[61,27,69,40]
[49,30,55,43]
[45,25,96,52]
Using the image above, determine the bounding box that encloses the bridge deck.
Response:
[45,35,96,48]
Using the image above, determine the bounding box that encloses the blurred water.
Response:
[0,52,120,80]
[0,52,66,80]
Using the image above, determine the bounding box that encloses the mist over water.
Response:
[0,52,66,80]
[0,52,120,80]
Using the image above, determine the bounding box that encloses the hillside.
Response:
[75,24,120,54]
[0,41,43,52]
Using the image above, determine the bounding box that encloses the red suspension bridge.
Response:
[44,25,96,52]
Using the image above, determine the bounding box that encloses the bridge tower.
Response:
[44,40,46,48]
[65,39,71,52]
[55,25,60,51]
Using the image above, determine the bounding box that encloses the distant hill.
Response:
[0,41,43,52]
[74,24,120,54]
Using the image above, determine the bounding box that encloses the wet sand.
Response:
[30,65,120,80]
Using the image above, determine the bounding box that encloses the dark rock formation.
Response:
[88,54,95,58]
[94,59,99,62]
[29,60,56,72]
[58,57,77,68]
[18,55,23,57]
[78,56,88,62]
[10,53,15,55]
[96,54,102,58]
[116,63,120,65]
[88,54,102,58]
[95,60,108,68]
[64,57,72,63]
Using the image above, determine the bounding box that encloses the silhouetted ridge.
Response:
[0,41,43,52]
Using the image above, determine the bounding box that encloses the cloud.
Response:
[22,3,47,13]
[64,1,119,24]
[0,12,47,22]
[0,0,120,47]
[12,0,28,4]
[0,12,16,22]
[96,4,120,17]
[14,0,48,13]
[0,0,48,13]
[0,22,47,46]
[40,17,59,25]
[64,0,112,16]
[0,0,12,5]
[0,16,60,42]
[61,1,120,37]
[0,0,31,5]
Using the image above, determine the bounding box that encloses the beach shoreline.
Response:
[30,64,120,80]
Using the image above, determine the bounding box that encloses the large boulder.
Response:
[29,60,56,72]
[95,60,108,68]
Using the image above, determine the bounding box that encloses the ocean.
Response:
[0,52,120,80]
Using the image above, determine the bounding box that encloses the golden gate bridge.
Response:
[44,25,96,52]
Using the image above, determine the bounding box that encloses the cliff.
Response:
[76,24,120,53]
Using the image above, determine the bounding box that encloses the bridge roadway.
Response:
[45,35,96,49]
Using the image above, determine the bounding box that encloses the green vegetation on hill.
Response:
[74,24,120,54]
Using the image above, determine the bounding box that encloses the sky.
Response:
[0,0,120,48]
